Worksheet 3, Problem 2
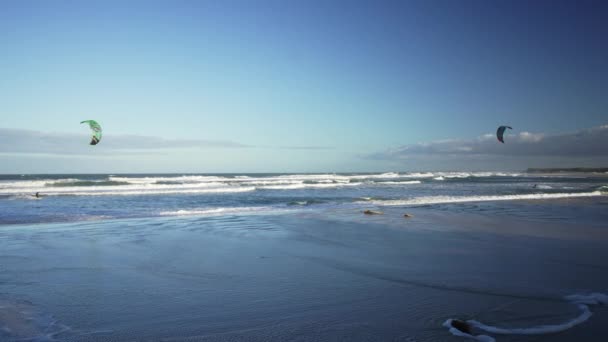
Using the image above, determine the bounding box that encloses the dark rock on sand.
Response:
[450,319,472,334]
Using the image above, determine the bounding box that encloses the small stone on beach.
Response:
[450,319,472,334]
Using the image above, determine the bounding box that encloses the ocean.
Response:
[1,172,607,225]
[1,172,608,341]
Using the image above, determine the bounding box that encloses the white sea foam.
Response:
[363,191,604,206]
[400,172,436,178]
[348,172,401,179]
[468,305,591,335]
[75,187,256,196]
[375,172,523,180]
[238,180,306,186]
[108,175,228,184]
[0,173,597,198]
[160,206,290,216]
[0,179,79,189]
[259,182,362,190]
[444,292,608,341]
[442,172,521,178]
[373,180,422,185]
[18,186,256,197]
[0,177,250,196]
[437,172,470,178]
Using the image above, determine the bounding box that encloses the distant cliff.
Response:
[527,167,608,173]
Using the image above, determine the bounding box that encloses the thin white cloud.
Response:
[278,145,335,150]
[0,128,251,155]
[366,124,608,160]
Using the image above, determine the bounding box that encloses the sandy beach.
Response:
[2,197,608,341]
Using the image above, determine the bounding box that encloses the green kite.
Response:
[81,120,102,145]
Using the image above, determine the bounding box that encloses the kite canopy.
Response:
[496,125,512,143]
[81,120,102,145]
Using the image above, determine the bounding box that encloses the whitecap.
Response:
[362,191,604,207]
[160,206,291,216]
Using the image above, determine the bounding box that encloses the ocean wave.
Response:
[259,182,362,190]
[371,180,422,185]
[435,172,522,178]
[348,172,401,179]
[18,186,257,197]
[362,191,604,206]
[0,173,599,198]
[399,172,436,178]
[153,180,183,185]
[45,180,132,187]
[160,206,290,216]
[0,180,235,195]
[113,174,360,186]
[287,199,326,206]
[384,172,522,179]
[108,175,228,184]
[0,179,80,188]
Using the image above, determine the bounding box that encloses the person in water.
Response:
[35,192,40,198]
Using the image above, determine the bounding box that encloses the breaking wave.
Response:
[46,180,131,187]
[362,191,604,206]
[0,173,599,199]
[160,206,293,216]
[371,180,422,185]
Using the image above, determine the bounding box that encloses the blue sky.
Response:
[1,0,607,173]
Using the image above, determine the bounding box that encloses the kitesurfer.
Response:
[496,125,512,143]
[81,120,103,145]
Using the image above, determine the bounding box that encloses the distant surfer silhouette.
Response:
[35,192,40,198]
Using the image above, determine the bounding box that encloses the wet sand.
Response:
[1,204,608,341]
